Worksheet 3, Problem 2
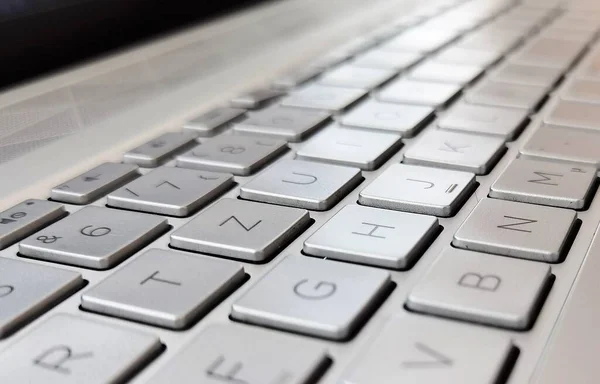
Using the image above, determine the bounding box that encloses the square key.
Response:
[304,205,438,269]
[107,167,233,217]
[453,198,577,262]
[352,49,423,71]
[359,164,475,217]
[240,159,362,211]
[123,131,198,168]
[408,61,483,85]
[465,80,547,110]
[407,248,552,329]
[340,99,434,137]
[171,198,310,261]
[318,64,396,89]
[280,83,367,112]
[231,256,390,339]
[19,206,168,269]
[403,129,505,174]
[176,135,287,176]
[377,78,461,107]
[81,249,245,328]
[295,124,402,170]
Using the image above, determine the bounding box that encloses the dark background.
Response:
[0,0,268,89]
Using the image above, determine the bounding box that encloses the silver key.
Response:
[171,198,310,261]
[457,28,523,53]
[490,62,562,88]
[0,258,82,338]
[272,66,323,89]
[466,80,547,110]
[240,159,362,210]
[377,78,461,107]
[453,198,576,262]
[512,37,586,70]
[280,84,367,112]
[437,101,528,140]
[123,132,198,168]
[51,163,139,204]
[230,88,284,109]
[176,135,287,176]
[403,129,505,174]
[0,314,161,384]
[231,255,390,339]
[0,199,66,250]
[352,49,422,71]
[520,123,600,167]
[342,314,514,384]
[19,206,168,269]
[490,158,596,209]
[562,79,600,105]
[359,163,475,216]
[107,167,233,216]
[340,99,434,137]
[546,99,600,130]
[434,46,502,68]
[233,105,330,142]
[295,124,402,170]
[408,61,483,85]
[407,248,552,329]
[183,107,246,136]
[576,50,600,81]
[304,204,438,269]
[81,249,245,328]
[318,64,396,89]
[381,27,458,53]
[147,324,328,384]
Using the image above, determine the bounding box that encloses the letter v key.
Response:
[402,342,453,368]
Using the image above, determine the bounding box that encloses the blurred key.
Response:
[466,80,547,110]
[296,124,402,170]
[381,27,458,53]
[561,79,600,104]
[490,62,562,88]
[183,107,246,136]
[511,37,586,70]
[545,99,600,130]
[231,256,390,339]
[123,132,198,168]
[230,89,284,109]
[352,49,422,71]
[272,67,323,89]
[434,46,502,68]
[408,61,483,85]
[378,78,461,107]
[318,64,395,89]
[457,28,523,53]
[281,84,367,112]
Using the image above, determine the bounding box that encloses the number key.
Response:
[19,206,168,269]
[176,135,287,176]
[231,256,391,339]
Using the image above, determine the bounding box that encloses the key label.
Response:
[439,141,470,153]
[351,222,395,239]
[458,272,501,292]
[281,172,318,185]
[528,171,563,186]
[406,178,435,189]
[497,216,537,233]
[205,355,248,384]
[293,278,337,300]
[401,342,453,368]
[0,285,14,297]
[33,345,94,374]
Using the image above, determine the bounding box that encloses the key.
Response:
[107,167,233,216]
[543,26,596,42]
[465,80,547,110]
[408,61,483,85]
[147,324,328,384]
[437,101,529,140]
[406,247,552,329]
[183,107,246,136]
[561,79,600,105]
[377,78,461,107]
[81,249,245,329]
[340,99,434,137]
[231,256,390,339]
[280,84,367,112]
[171,198,310,261]
[19,206,168,269]
[512,37,586,70]
[176,135,287,176]
[381,27,458,53]
[272,66,323,89]
[51,163,139,204]
[295,124,402,171]
[491,62,562,88]
[576,50,600,81]
[304,204,438,269]
[233,105,330,142]
[457,27,523,53]
[230,88,284,109]
[0,258,82,338]
[359,163,475,216]
[351,49,422,71]
[0,200,66,250]
[240,159,362,210]
[453,198,576,262]
[318,64,396,89]
[0,314,161,384]
[490,158,596,209]
[341,314,514,384]
[520,123,600,167]
[545,100,600,130]
[123,132,198,168]
[434,46,502,68]
[403,129,505,174]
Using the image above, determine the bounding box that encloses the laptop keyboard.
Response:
[1,0,600,382]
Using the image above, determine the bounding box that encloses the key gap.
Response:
[116,342,167,384]
[555,218,582,264]
[578,177,599,212]
[495,346,521,384]
[228,280,397,343]
[305,356,334,384]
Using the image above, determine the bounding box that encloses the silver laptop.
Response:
[0,0,599,382]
